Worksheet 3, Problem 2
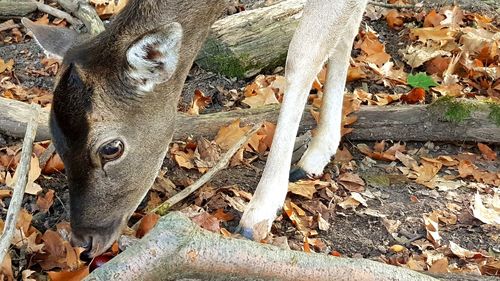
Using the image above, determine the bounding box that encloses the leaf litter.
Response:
[0,0,499,279]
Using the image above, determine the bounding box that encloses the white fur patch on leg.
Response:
[239,177,289,241]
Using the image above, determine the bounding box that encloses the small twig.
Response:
[153,123,262,217]
[368,0,418,9]
[131,123,261,230]
[38,142,56,169]
[0,104,40,265]
[34,1,83,27]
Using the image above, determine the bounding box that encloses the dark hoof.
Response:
[289,166,307,182]
[237,226,253,240]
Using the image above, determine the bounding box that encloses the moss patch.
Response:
[488,102,500,126]
[432,97,477,123]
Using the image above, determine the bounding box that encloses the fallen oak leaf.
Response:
[338,192,367,210]
[215,119,251,150]
[449,241,490,259]
[477,143,496,161]
[472,192,500,226]
[423,213,442,247]
[401,88,426,104]
[288,180,317,200]
[386,9,404,30]
[136,213,160,238]
[424,10,445,27]
[36,189,55,213]
[48,266,89,281]
[187,89,212,116]
[191,211,221,233]
[338,172,365,192]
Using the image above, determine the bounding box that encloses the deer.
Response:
[23,0,368,258]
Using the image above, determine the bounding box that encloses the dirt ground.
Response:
[0,0,499,279]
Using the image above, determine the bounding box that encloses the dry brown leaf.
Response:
[0,59,14,73]
[429,258,449,273]
[7,155,42,195]
[187,89,212,116]
[191,211,221,233]
[338,172,365,192]
[477,143,496,161]
[415,158,443,188]
[136,213,160,238]
[410,27,456,43]
[91,0,127,19]
[472,192,500,226]
[242,87,279,108]
[215,119,251,150]
[423,213,442,247]
[424,10,445,27]
[288,180,317,199]
[47,266,89,281]
[335,146,353,162]
[42,153,65,174]
[36,189,55,213]
[449,241,489,259]
[347,65,367,82]
[173,150,195,170]
[401,88,426,104]
[386,9,404,30]
[194,138,220,173]
[212,209,235,222]
[338,192,367,209]
[356,31,391,66]
[0,253,13,281]
[283,201,313,236]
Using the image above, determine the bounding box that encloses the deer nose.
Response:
[71,233,93,261]
[80,248,93,262]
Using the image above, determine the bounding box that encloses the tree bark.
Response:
[85,212,438,281]
[57,0,105,34]
[0,1,37,17]
[1,97,499,143]
[196,0,305,78]
[0,98,51,142]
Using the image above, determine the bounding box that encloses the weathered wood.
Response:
[196,0,305,78]
[1,97,499,143]
[0,1,37,17]
[0,98,51,141]
[0,104,39,265]
[86,212,437,281]
[57,0,104,34]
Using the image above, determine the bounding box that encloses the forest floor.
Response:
[0,0,499,280]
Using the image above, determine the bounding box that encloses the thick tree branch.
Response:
[86,212,438,281]
[1,98,498,143]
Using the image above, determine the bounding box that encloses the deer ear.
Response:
[126,22,183,92]
[22,18,79,59]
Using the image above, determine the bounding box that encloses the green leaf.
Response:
[407,72,438,90]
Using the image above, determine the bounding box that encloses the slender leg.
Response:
[292,11,364,179]
[238,0,368,240]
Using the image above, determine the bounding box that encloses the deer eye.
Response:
[98,140,124,163]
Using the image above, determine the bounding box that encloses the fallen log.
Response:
[86,212,437,281]
[1,97,499,143]
[196,0,305,78]
[0,98,51,142]
[0,1,37,17]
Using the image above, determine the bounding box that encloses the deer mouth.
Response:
[71,218,123,259]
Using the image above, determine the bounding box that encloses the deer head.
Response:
[24,0,225,258]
